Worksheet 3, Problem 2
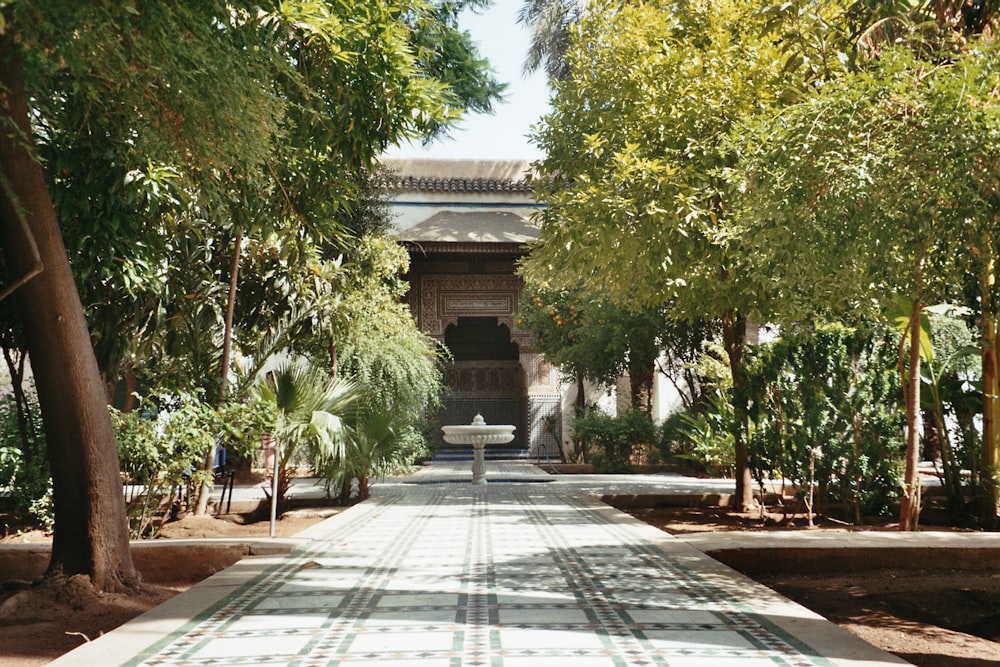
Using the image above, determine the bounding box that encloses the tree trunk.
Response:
[628,365,653,415]
[193,227,242,515]
[219,226,242,402]
[722,311,754,510]
[0,42,138,591]
[123,369,139,413]
[2,346,32,452]
[981,308,1000,524]
[977,233,999,526]
[575,373,586,463]
[898,301,923,531]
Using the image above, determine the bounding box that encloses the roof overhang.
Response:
[384,158,541,250]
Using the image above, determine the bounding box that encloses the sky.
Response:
[385,2,551,161]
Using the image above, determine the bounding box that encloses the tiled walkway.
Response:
[52,462,909,666]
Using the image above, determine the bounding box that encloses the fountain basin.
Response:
[441,414,515,485]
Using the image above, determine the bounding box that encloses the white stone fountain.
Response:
[441,414,516,485]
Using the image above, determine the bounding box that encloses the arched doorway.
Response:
[441,317,527,451]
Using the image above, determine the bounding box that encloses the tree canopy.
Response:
[518,285,663,413]
[738,39,1000,526]
[0,0,504,589]
[520,0,797,507]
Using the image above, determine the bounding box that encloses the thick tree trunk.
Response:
[899,301,923,531]
[722,311,754,511]
[0,41,138,591]
[628,365,653,415]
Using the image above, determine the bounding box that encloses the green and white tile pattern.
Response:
[123,473,867,667]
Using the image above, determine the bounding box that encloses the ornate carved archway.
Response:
[389,159,562,457]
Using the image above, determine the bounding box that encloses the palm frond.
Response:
[256,360,360,467]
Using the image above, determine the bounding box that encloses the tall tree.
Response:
[517,0,589,81]
[0,38,138,591]
[738,44,1000,528]
[1,0,499,589]
[521,0,793,508]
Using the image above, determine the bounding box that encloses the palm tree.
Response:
[517,0,589,82]
[322,408,411,503]
[256,362,359,519]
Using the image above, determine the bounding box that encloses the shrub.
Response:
[113,391,269,537]
[255,363,359,515]
[742,324,904,521]
[114,394,219,536]
[0,388,52,531]
[673,390,738,477]
[572,407,656,472]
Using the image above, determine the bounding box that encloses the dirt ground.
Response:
[2,505,999,666]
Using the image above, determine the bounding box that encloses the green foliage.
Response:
[319,407,428,501]
[13,0,502,398]
[739,43,1000,325]
[737,37,1000,523]
[522,0,790,321]
[658,318,723,412]
[112,391,245,536]
[255,362,360,514]
[217,398,278,459]
[742,325,905,518]
[921,309,981,520]
[572,408,656,473]
[674,391,738,478]
[517,285,664,411]
[111,405,162,538]
[333,235,446,418]
[0,390,52,530]
[517,0,584,82]
[519,0,797,504]
[285,231,447,483]
[408,0,507,141]
[653,339,740,476]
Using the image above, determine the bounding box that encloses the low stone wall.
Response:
[710,546,1000,575]
[0,540,295,584]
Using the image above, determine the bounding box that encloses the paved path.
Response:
[52,462,909,666]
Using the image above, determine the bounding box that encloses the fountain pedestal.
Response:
[441,414,516,485]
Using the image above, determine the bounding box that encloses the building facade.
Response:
[386,159,562,457]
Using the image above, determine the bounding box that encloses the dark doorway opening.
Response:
[441,318,526,451]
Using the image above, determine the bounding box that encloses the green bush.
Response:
[113,391,271,536]
[672,390,738,477]
[572,408,655,472]
[742,324,904,520]
[0,389,52,531]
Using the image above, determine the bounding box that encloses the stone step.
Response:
[432,447,531,461]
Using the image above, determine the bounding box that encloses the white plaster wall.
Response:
[651,355,691,423]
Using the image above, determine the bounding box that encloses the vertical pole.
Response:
[269,441,280,538]
[981,236,1000,525]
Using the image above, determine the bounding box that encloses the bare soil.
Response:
[2,505,999,666]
